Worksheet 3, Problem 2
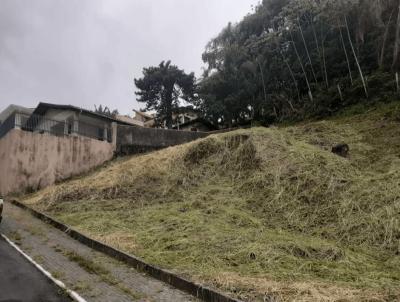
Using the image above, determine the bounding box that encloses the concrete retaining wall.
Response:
[0,129,115,196]
[117,125,208,155]
[0,125,212,195]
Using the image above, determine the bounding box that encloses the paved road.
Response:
[0,236,71,302]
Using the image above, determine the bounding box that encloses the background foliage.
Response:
[197,0,400,127]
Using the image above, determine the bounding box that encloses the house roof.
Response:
[32,102,131,125]
[173,118,218,131]
[115,115,142,127]
[133,109,155,120]
[0,105,34,123]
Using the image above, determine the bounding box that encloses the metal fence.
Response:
[18,113,66,136]
[0,113,112,142]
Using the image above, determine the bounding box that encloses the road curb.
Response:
[9,199,243,302]
[0,233,87,302]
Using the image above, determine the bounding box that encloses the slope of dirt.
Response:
[22,102,400,301]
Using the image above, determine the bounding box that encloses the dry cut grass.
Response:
[22,102,400,301]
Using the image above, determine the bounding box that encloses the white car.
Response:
[0,198,3,223]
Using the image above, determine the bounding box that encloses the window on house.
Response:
[98,128,104,140]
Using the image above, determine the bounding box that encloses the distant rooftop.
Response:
[1,102,134,126]
[32,102,125,123]
[133,109,155,120]
[0,105,34,123]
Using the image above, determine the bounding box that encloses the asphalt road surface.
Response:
[0,236,71,302]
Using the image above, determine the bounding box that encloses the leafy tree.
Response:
[197,0,400,126]
[134,61,196,129]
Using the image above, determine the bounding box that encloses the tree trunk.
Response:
[322,34,329,88]
[257,58,276,117]
[290,31,313,102]
[393,1,400,70]
[298,18,318,85]
[345,16,368,98]
[287,99,295,112]
[337,84,343,101]
[257,59,268,105]
[339,24,353,85]
[251,95,256,121]
[379,8,394,69]
[165,87,174,129]
[311,19,326,88]
[311,20,321,58]
[279,50,301,102]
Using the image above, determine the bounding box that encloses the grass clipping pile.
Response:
[23,107,400,302]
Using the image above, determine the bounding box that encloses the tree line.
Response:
[136,0,400,128]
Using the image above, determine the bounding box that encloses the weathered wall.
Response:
[117,125,208,155]
[0,129,115,196]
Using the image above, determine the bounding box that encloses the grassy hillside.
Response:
[22,102,400,301]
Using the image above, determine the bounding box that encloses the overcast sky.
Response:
[0,0,259,115]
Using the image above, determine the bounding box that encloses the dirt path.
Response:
[0,202,199,302]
